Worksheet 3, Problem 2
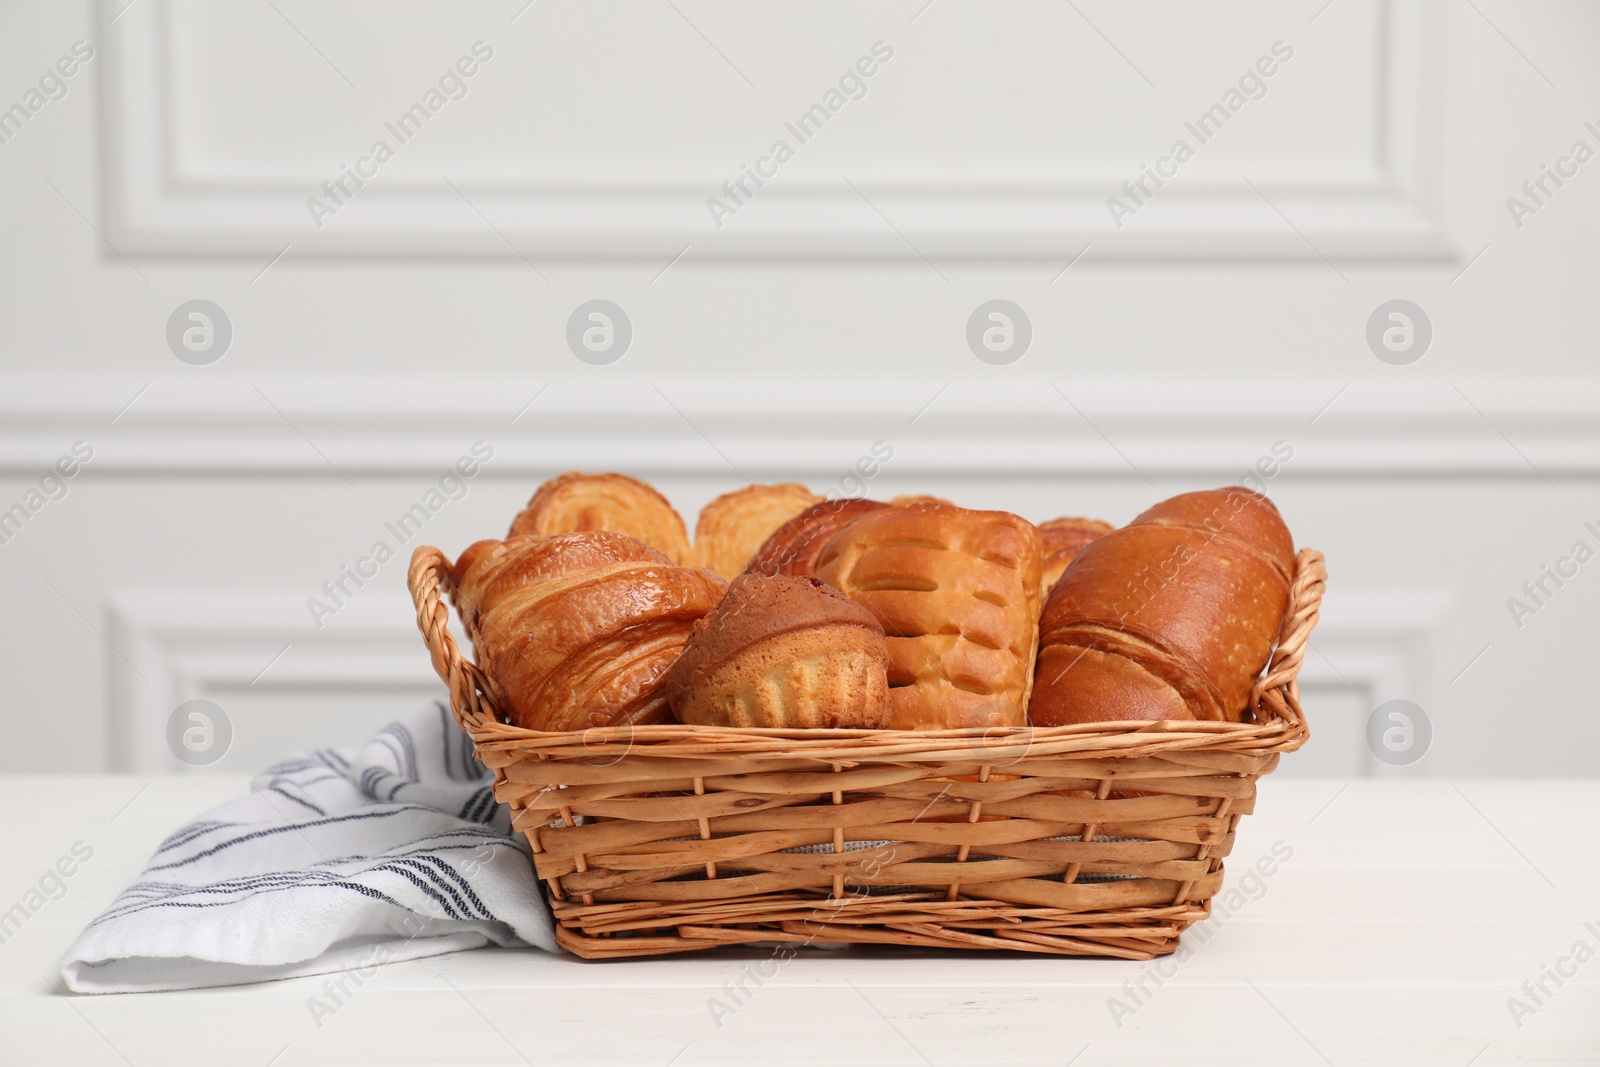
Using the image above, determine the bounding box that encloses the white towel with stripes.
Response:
[61,702,556,993]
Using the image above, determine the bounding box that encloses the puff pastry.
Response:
[509,471,692,565]
[452,532,725,731]
[451,532,668,642]
[1037,516,1115,602]
[814,502,1042,730]
[693,483,822,579]
[1029,488,1294,726]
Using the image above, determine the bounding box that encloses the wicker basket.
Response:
[407,544,1324,960]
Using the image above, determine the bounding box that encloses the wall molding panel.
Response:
[106,590,438,773]
[3,376,1597,479]
[98,0,1454,260]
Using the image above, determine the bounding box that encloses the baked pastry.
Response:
[664,573,892,729]
[1029,488,1294,726]
[1037,517,1115,601]
[814,502,1042,730]
[451,532,725,731]
[745,498,889,578]
[693,483,822,579]
[451,532,668,641]
[890,494,952,507]
[508,472,692,565]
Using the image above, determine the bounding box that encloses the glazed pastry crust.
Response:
[745,498,890,579]
[451,532,669,642]
[1036,517,1115,603]
[814,502,1042,730]
[452,533,724,731]
[509,471,693,565]
[1028,488,1293,726]
[694,483,822,579]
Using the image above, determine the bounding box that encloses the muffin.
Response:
[664,572,892,729]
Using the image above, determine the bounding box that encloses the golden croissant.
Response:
[451,531,725,731]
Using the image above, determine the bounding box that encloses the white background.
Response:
[1,0,1596,778]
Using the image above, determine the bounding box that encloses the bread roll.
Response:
[745,498,889,579]
[815,502,1042,730]
[664,573,891,729]
[693,483,822,579]
[1029,488,1294,726]
[509,471,692,565]
[452,532,725,731]
[1037,517,1114,602]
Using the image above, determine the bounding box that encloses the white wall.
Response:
[2,0,1597,778]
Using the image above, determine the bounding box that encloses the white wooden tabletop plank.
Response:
[4,978,1597,1066]
[1,776,1596,1065]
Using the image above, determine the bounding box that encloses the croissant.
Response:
[1036,517,1114,602]
[452,532,726,731]
[508,471,693,565]
[451,532,669,642]
[745,498,889,579]
[1028,488,1294,726]
[815,502,1042,730]
[693,483,822,579]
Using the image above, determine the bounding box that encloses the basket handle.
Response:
[1251,547,1326,732]
[407,545,504,736]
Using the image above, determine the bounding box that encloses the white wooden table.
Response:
[1,776,1596,1066]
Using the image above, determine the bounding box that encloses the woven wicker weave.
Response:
[407,544,1324,960]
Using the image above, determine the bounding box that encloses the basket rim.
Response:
[464,716,1306,762]
[407,542,1324,760]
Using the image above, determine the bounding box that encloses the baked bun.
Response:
[452,532,725,731]
[694,483,822,579]
[508,471,692,565]
[1037,517,1115,601]
[664,573,891,729]
[1029,488,1294,726]
[745,498,890,578]
[814,502,1043,730]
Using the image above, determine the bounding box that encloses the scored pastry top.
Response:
[814,501,1043,728]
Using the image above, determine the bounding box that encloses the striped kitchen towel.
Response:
[61,701,556,993]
